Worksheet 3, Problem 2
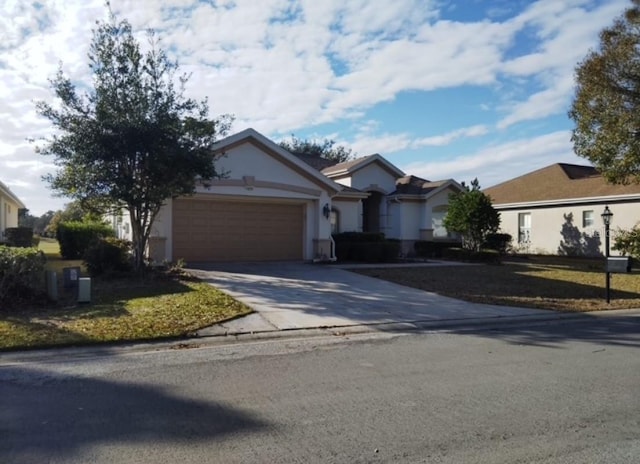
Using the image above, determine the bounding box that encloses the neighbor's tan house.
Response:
[110,128,464,262]
[484,163,640,256]
[0,179,26,243]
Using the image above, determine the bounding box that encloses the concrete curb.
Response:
[2,309,638,365]
[194,309,639,344]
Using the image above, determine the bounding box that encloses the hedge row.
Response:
[441,247,501,263]
[333,232,401,263]
[414,240,461,258]
[84,238,132,277]
[56,221,115,259]
[4,227,34,248]
[0,245,47,308]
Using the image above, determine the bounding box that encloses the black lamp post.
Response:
[601,205,613,303]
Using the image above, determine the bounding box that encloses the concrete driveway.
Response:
[188,262,554,335]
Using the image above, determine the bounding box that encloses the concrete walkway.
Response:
[188,262,555,337]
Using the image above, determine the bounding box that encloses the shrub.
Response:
[57,221,115,259]
[483,233,513,254]
[442,247,501,263]
[414,240,461,258]
[5,227,34,248]
[613,226,640,258]
[84,237,132,277]
[0,245,47,307]
[333,233,400,262]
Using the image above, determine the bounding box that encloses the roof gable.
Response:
[484,163,640,205]
[321,153,405,179]
[214,128,342,194]
[0,179,26,209]
[390,176,463,198]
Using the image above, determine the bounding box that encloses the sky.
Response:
[0,0,630,215]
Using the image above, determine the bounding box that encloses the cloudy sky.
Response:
[0,0,629,215]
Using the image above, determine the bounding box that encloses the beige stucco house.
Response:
[111,128,463,262]
[0,179,26,243]
[484,163,640,256]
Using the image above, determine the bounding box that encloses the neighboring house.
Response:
[112,128,463,262]
[484,163,640,257]
[0,179,26,243]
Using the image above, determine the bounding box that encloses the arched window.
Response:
[432,205,449,238]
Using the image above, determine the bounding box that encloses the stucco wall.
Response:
[148,142,336,262]
[497,202,640,256]
[349,163,398,193]
[332,200,361,233]
[0,195,20,239]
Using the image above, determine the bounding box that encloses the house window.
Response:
[582,210,594,228]
[518,212,531,243]
[330,209,339,235]
[432,205,449,238]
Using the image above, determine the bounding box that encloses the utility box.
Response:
[63,267,81,289]
[77,277,91,303]
[606,256,632,273]
[45,270,58,302]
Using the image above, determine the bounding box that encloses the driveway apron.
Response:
[188,262,550,332]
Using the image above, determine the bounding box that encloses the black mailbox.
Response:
[606,256,631,273]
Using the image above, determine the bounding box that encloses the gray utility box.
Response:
[63,266,81,288]
[606,256,632,273]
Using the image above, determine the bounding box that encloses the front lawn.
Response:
[0,239,251,350]
[355,256,640,312]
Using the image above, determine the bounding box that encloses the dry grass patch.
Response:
[0,239,251,350]
[356,256,640,312]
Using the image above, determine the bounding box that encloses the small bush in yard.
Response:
[57,221,115,259]
[483,233,513,254]
[5,227,34,248]
[84,238,132,277]
[0,245,47,308]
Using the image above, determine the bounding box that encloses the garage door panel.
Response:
[172,199,304,262]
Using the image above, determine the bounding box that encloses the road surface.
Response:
[2,314,640,463]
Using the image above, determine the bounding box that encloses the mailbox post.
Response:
[601,206,613,303]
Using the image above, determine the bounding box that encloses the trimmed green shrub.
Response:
[0,245,47,307]
[5,227,34,248]
[483,233,513,254]
[333,233,400,262]
[57,221,115,259]
[84,237,132,277]
[442,247,501,263]
[414,240,461,258]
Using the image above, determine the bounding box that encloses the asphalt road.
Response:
[2,314,640,463]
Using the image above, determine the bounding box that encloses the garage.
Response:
[172,198,304,262]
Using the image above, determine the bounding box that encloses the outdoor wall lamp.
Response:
[323,203,331,219]
[601,205,613,303]
[601,205,613,226]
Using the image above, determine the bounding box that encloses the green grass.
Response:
[356,255,640,312]
[0,239,251,350]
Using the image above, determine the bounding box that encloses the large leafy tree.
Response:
[443,179,500,252]
[279,135,354,163]
[36,11,232,271]
[569,0,640,184]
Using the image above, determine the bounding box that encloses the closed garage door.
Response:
[172,199,304,262]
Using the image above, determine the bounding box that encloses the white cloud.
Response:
[497,0,628,128]
[403,130,585,186]
[413,125,489,147]
[0,0,629,214]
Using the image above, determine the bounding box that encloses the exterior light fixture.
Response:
[601,205,613,226]
[323,203,331,219]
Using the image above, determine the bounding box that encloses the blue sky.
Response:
[0,0,629,215]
